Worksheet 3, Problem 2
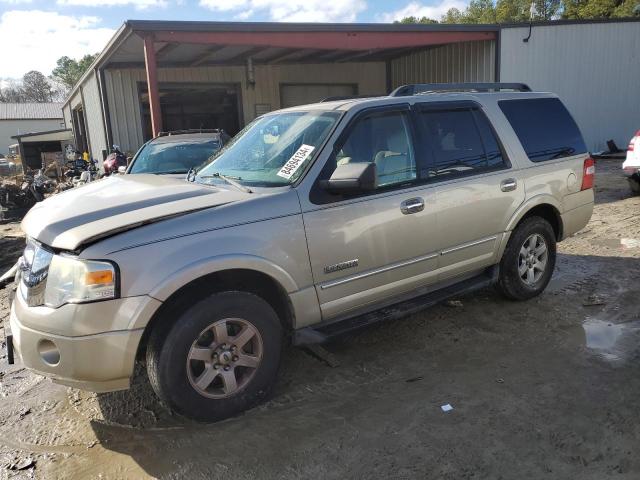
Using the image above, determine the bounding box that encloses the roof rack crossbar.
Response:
[389,82,531,97]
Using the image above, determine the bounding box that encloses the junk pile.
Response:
[0,151,99,221]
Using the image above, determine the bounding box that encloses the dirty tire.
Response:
[146,291,283,422]
[497,216,556,301]
[628,175,640,195]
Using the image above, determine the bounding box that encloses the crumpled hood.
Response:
[22,174,249,250]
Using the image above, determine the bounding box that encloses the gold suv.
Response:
[7,83,594,421]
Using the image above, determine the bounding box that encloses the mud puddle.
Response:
[570,318,640,362]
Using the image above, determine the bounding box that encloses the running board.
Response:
[293,266,498,345]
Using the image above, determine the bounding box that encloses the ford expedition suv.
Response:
[5,83,594,422]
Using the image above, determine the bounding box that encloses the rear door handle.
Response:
[400,197,425,215]
[500,178,517,192]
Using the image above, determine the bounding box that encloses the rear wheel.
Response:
[146,291,283,422]
[497,216,556,301]
[628,174,640,195]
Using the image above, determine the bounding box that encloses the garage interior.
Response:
[139,83,242,137]
[11,129,73,170]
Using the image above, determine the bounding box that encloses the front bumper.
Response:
[7,292,160,392]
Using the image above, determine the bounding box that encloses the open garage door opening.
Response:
[139,83,241,141]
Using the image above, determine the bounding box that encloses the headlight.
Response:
[44,255,117,308]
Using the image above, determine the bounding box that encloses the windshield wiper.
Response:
[198,172,252,193]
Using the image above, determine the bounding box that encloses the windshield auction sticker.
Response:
[277,144,315,179]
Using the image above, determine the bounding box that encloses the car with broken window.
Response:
[126,129,231,177]
[5,83,594,422]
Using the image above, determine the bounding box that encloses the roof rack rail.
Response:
[157,128,224,137]
[389,83,532,97]
[320,94,383,102]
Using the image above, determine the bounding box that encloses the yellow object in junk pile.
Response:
[83,151,90,162]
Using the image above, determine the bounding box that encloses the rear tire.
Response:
[628,174,640,195]
[146,291,283,422]
[497,216,556,301]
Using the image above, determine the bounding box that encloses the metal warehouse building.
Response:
[64,18,640,164]
[0,103,64,156]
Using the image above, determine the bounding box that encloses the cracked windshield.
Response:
[196,111,340,187]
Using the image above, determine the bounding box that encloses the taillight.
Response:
[581,157,595,190]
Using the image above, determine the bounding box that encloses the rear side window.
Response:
[417,108,508,179]
[499,98,587,162]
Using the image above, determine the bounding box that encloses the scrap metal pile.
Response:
[0,156,98,221]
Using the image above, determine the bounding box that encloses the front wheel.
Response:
[496,216,556,301]
[146,291,283,422]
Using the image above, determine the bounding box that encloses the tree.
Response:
[0,79,26,103]
[441,7,466,22]
[530,0,562,19]
[613,0,640,16]
[51,54,98,92]
[395,15,439,23]
[496,0,531,22]
[464,0,498,22]
[21,71,54,102]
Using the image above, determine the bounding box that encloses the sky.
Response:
[0,0,468,79]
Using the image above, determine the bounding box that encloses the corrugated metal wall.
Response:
[0,119,65,156]
[80,74,108,163]
[500,22,640,152]
[104,62,387,154]
[391,40,496,88]
[62,105,72,132]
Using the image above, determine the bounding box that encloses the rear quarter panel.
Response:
[479,94,594,238]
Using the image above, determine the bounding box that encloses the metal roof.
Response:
[125,20,500,33]
[64,21,500,106]
[0,103,64,120]
[12,128,72,142]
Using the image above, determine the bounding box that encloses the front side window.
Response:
[331,110,417,188]
[196,111,340,187]
[418,108,507,179]
[499,97,587,162]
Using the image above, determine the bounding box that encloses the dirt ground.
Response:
[1,159,639,479]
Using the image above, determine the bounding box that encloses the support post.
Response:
[143,35,162,137]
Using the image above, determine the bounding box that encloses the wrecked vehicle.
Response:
[126,129,231,178]
[5,83,594,422]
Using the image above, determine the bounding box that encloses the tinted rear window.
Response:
[417,108,508,179]
[499,98,587,162]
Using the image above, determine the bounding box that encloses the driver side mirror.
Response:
[320,162,377,194]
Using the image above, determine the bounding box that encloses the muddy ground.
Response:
[1,159,639,479]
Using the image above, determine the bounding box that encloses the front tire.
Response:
[146,291,283,422]
[497,216,556,301]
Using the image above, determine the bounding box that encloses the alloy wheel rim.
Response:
[518,233,548,286]
[186,318,263,399]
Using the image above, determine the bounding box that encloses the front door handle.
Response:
[500,178,517,192]
[401,197,425,215]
